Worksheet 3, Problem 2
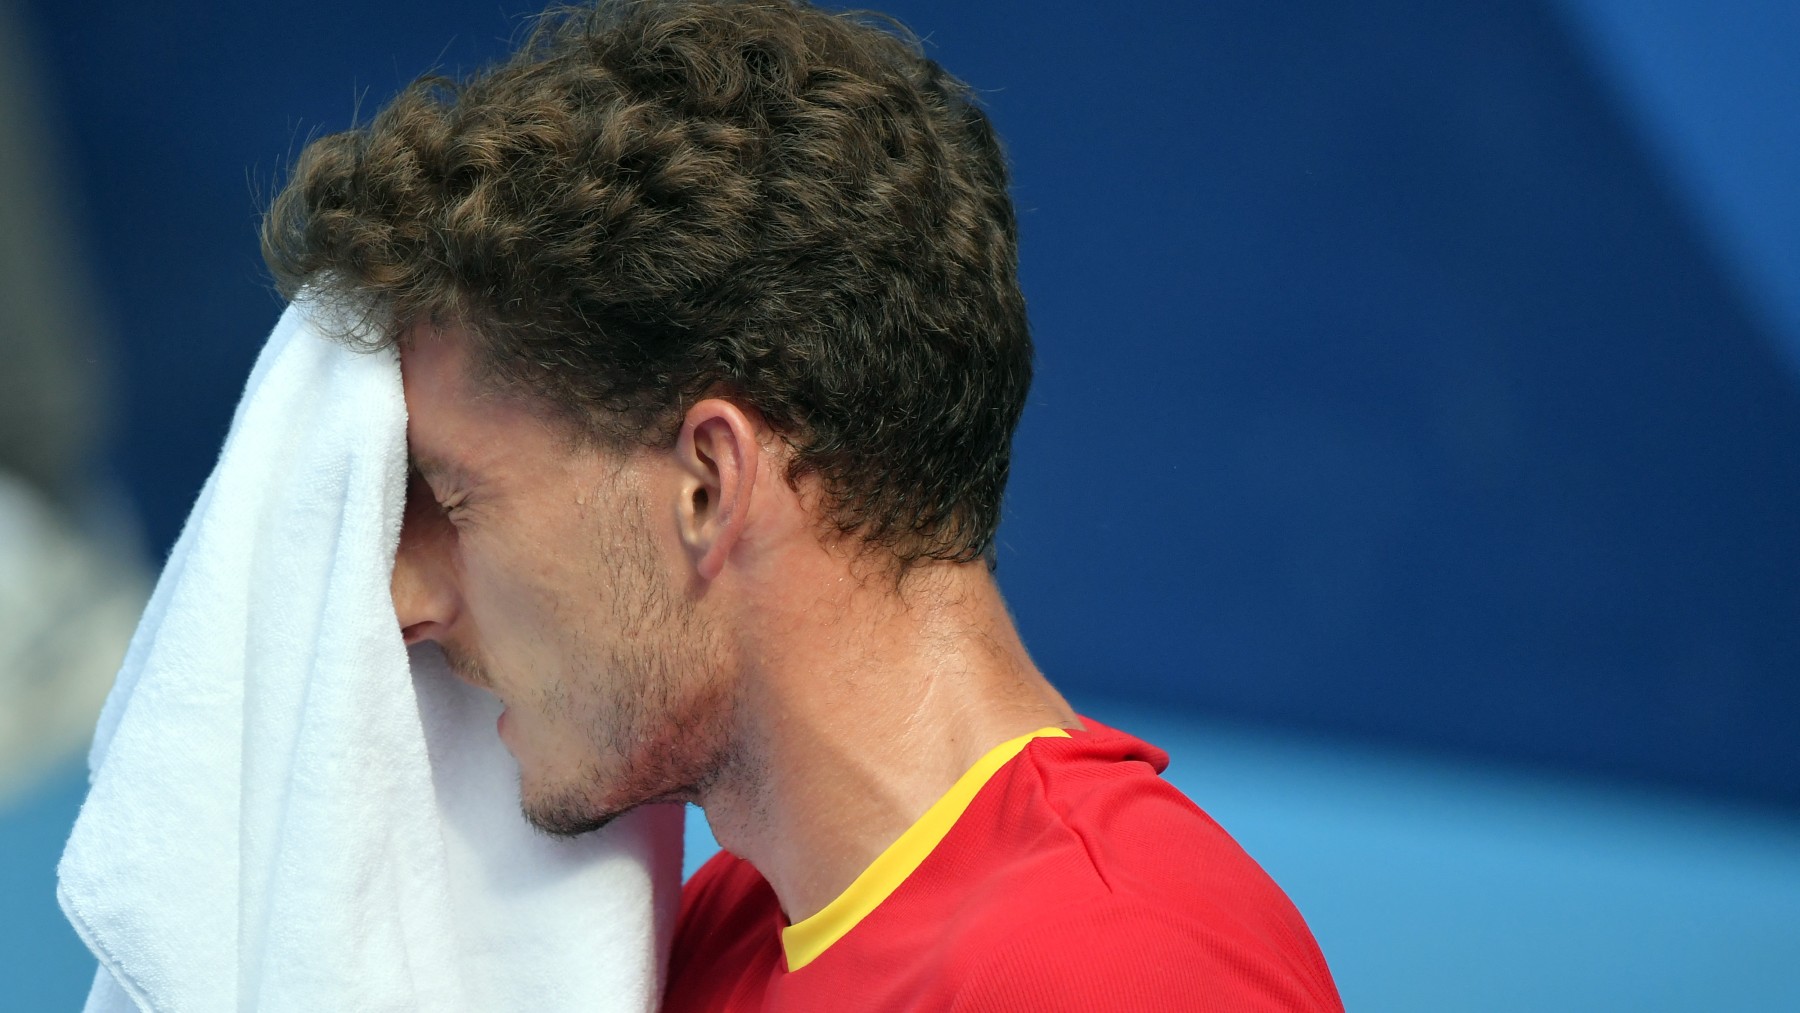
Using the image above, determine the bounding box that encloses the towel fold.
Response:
[58,302,682,1012]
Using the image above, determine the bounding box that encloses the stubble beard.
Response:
[520,492,736,839]
[522,615,733,838]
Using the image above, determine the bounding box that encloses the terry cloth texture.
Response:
[58,302,682,1012]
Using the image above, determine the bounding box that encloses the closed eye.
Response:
[409,464,466,521]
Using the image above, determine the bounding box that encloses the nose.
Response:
[392,470,460,645]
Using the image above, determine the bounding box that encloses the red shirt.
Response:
[664,720,1343,1012]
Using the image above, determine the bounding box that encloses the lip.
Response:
[497,707,509,737]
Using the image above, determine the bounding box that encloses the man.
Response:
[264,1,1342,1008]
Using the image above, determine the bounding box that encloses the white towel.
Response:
[57,302,683,1012]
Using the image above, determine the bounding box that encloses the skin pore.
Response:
[391,321,1079,923]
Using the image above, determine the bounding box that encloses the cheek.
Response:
[452,530,544,655]
[460,514,611,667]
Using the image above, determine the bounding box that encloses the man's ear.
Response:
[674,398,761,581]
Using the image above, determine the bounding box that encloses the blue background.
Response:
[4,1,1797,1009]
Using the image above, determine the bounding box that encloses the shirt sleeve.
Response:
[945,896,1343,1013]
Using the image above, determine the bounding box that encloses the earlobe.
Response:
[676,399,760,581]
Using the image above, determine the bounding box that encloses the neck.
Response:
[697,555,1077,923]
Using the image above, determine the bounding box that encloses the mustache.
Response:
[440,643,496,692]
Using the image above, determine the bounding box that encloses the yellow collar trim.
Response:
[780,726,1072,971]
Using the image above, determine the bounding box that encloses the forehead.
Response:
[397,323,546,475]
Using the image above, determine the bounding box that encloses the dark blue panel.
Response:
[21,0,1800,806]
[929,0,1800,803]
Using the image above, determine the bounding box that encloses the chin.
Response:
[523,804,624,838]
[519,779,626,838]
[517,754,695,838]
[516,756,645,838]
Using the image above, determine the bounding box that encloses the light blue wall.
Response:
[1,764,95,1010]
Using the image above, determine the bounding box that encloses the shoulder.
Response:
[944,892,1343,1012]
[932,723,1343,1011]
[1004,723,1291,902]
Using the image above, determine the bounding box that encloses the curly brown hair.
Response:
[262,0,1030,565]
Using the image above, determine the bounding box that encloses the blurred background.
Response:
[2,0,1796,1008]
